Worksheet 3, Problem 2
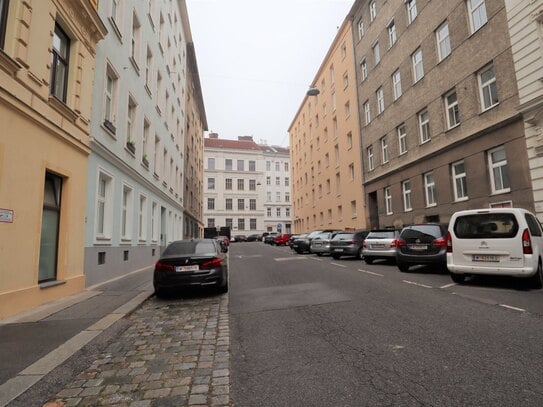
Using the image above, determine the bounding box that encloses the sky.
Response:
[185,0,355,147]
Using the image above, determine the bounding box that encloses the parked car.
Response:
[447,208,543,288]
[310,231,341,256]
[290,234,306,250]
[292,230,323,253]
[273,233,293,246]
[247,234,261,242]
[233,234,247,242]
[215,235,230,247]
[330,230,370,259]
[264,232,279,244]
[395,224,448,272]
[153,239,228,296]
[288,234,300,247]
[362,229,401,264]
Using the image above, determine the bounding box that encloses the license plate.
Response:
[293,244,298,248]
[175,265,199,272]
[409,244,427,251]
[334,248,344,252]
[371,244,385,249]
[472,255,499,263]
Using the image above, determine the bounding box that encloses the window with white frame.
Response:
[207,198,215,210]
[349,163,355,181]
[275,161,281,171]
[488,145,510,193]
[398,124,407,155]
[402,180,412,211]
[266,161,271,171]
[96,171,113,239]
[392,69,402,100]
[276,192,281,202]
[276,176,280,186]
[266,176,271,185]
[267,207,272,217]
[126,96,137,145]
[276,208,281,217]
[207,218,215,228]
[151,201,158,241]
[452,160,468,201]
[445,90,460,129]
[358,19,364,39]
[226,198,232,210]
[385,187,392,214]
[238,198,245,210]
[145,47,152,90]
[249,160,256,171]
[237,160,244,171]
[284,162,289,171]
[138,194,147,240]
[249,179,256,190]
[361,58,368,81]
[285,177,290,186]
[479,65,498,111]
[249,199,256,210]
[131,13,141,66]
[238,218,245,230]
[225,178,232,190]
[377,87,385,114]
[332,91,336,111]
[208,177,215,190]
[364,101,371,125]
[372,41,380,65]
[237,179,244,190]
[343,72,348,88]
[121,184,133,240]
[347,132,353,149]
[388,20,397,47]
[345,101,351,118]
[225,159,233,171]
[369,0,376,21]
[104,65,119,129]
[468,0,487,33]
[50,24,70,102]
[412,48,424,82]
[285,192,290,202]
[407,0,417,24]
[436,22,451,61]
[330,65,335,85]
[381,136,389,163]
[424,172,437,207]
[419,109,430,143]
[335,144,340,166]
[207,157,215,170]
[368,145,375,170]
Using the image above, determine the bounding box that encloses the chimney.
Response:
[238,136,253,141]
[208,133,219,139]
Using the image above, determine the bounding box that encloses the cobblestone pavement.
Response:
[43,293,230,407]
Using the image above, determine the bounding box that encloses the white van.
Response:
[446,208,543,288]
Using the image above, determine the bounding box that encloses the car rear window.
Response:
[367,231,396,239]
[401,225,443,240]
[453,213,519,239]
[163,241,216,256]
[334,233,354,240]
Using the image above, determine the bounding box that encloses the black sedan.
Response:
[395,223,448,272]
[153,239,228,296]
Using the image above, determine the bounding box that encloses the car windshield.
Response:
[163,240,216,256]
[367,231,396,239]
[454,213,519,238]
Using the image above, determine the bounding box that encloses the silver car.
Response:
[362,229,401,264]
[310,232,340,256]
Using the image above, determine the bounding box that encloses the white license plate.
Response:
[409,244,427,251]
[175,265,200,272]
[472,255,499,263]
[371,244,385,249]
[334,248,343,252]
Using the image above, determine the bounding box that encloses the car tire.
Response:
[154,287,165,298]
[450,273,466,284]
[357,248,364,260]
[397,262,410,273]
[364,257,374,265]
[530,260,543,289]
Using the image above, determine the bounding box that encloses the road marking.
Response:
[402,280,433,289]
[440,283,456,289]
[499,304,526,312]
[235,254,263,259]
[358,269,384,277]
[275,257,308,261]
[330,262,347,268]
[310,257,323,262]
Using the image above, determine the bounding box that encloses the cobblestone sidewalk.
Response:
[43,294,230,407]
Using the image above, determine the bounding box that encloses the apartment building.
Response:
[289,18,366,233]
[84,0,202,286]
[262,145,292,233]
[351,0,534,228]
[0,0,106,318]
[505,0,543,220]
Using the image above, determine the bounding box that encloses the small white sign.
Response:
[0,208,14,223]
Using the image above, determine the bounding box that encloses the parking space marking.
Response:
[403,280,433,289]
[499,304,526,312]
[309,257,323,262]
[358,269,384,277]
[440,283,456,289]
[331,262,347,268]
[275,257,308,261]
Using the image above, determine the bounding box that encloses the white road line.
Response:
[275,257,308,261]
[331,262,347,268]
[309,257,323,262]
[402,280,433,289]
[499,304,526,312]
[440,283,456,289]
[358,269,384,277]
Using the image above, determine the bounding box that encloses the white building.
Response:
[204,134,292,236]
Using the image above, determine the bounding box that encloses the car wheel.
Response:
[357,248,364,260]
[530,260,543,289]
[364,257,374,265]
[450,273,466,284]
[397,262,410,273]
[154,287,165,298]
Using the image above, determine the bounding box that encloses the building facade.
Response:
[0,0,106,318]
[84,0,202,286]
[351,0,534,228]
[262,145,292,234]
[289,18,366,233]
[505,0,543,220]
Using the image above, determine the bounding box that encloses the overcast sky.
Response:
[185,0,355,147]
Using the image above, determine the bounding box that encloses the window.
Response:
[325,153,330,167]
[372,41,380,65]
[368,146,375,171]
[50,24,70,102]
[276,208,281,217]
[126,96,137,145]
[0,0,9,49]
[488,146,510,193]
[96,171,113,239]
[237,179,244,190]
[418,109,430,143]
[104,65,118,129]
[285,192,290,202]
[347,132,353,149]
[250,199,256,210]
[238,199,245,210]
[284,162,289,171]
[330,65,335,85]
[151,202,158,242]
[249,160,256,171]
[267,207,272,217]
[131,13,141,66]
[226,218,233,229]
[237,160,244,171]
[468,0,487,33]
[349,163,355,181]
[398,124,407,155]
[385,187,392,215]
[39,173,62,282]
[334,144,340,166]
[381,137,388,163]
[145,47,152,90]
[343,72,349,88]
[358,18,365,40]
[276,192,281,202]
[207,218,215,228]
[226,198,232,210]
[445,90,460,129]
[424,172,437,207]
[225,178,232,190]
[275,162,281,171]
[266,176,271,185]
[267,192,271,202]
[392,70,402,100]
[332,91,336,111]
[452,160,468,201]
[276,176,280,186]
[249,179,256,190]
[121,185,133,240]
[364,101,371,125]
[250,218,257,230]
[479,65,498,111]
[360,58,368,81]
[436,22,451,61]
[369,0,376,21]
[285,177,290,186]
[138,195,147,240]
[238,218,245,231]
[225,159,232,171]
[412,48,424,82]
[377,87,384,114]
[286,208,291,217]
[388,20,397,47]
[345,101,351,118]
[207,157,215,170]
[407,0,417,24]
[341,43,347,59]
[402,180,412,211]
[208,177,215,190]
[207,198,215,210]
[266,161,271,171]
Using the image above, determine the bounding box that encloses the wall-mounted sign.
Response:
[0,208,14,223]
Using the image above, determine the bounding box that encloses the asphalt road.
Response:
[229,242,543,407]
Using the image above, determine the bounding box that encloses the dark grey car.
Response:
[330,230,370,259]
[396,224,448,272]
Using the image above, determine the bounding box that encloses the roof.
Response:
[204,138,261,151]
[260,145,290,154]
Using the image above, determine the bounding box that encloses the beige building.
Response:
[351,0,534,228]
[0,0,106,318]
[289,19,366,233]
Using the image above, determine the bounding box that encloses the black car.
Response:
[153,239,228,296]
[395,223,448,272]
[264,232,279,244]
[233,234,247,242]
[329,230,370,259]
[247,234,261,242]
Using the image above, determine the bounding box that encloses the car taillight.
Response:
[201,258,222,269]
[433,237,447,248]
[391,239,404,248]
[155,261,175,272]
[522,228,533,255]
[446,231,452,253]
[362,241,367,248]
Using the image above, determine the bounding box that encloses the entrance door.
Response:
[38,173,62,283]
